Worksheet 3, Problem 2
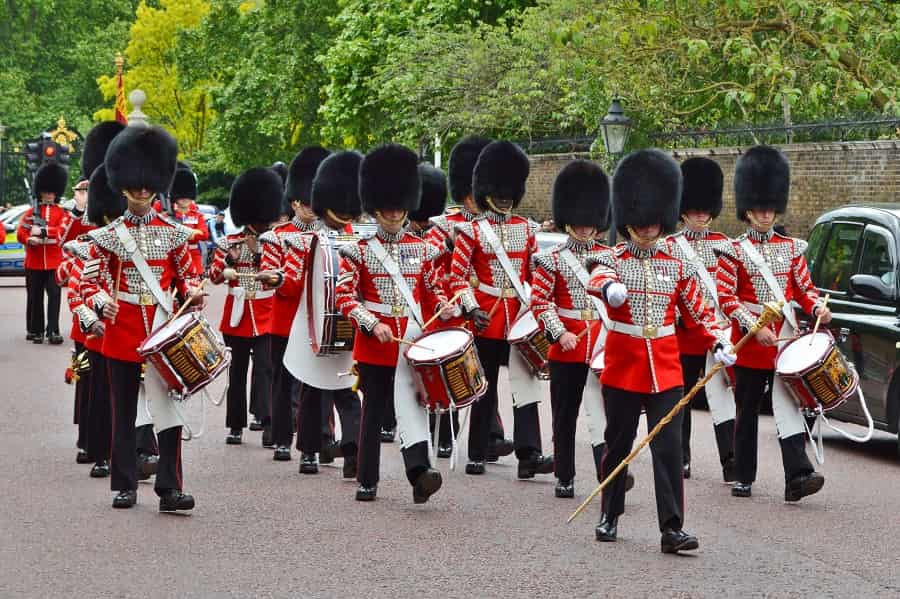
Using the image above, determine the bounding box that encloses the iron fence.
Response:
[0,151,30,208]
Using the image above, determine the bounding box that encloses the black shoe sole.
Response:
[299,464,319,474]
[437,448,452,459]
[413,471,442,504]
[661,538,699,553]
[555,488,574,498]
[465,464,485,475]
[273,452,291,461]
[225,437,242,445]
[595,530,617,542]
[90,467,110,478]
[249,423,264,431]
[112,493,137,509]
[159,502,194,512]
[785,474,824,502]
[355,491,376,501]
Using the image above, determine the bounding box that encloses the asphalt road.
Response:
[1,277,898,598]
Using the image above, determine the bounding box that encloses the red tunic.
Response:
[531,239,610,364]
[716,229,821,370]
[64,212,93,242]
[58,236,97,345]
[588,241,726,394]
[665,229,732,357]
[17,203,71,270]
[448,212,537,340]
[335,229,445,367]
[258,218,319,338]
[425,210,476,330]
[79,211,197,363]
[171,207,209,275]
[208,232,274,338]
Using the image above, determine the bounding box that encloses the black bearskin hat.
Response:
[680,157,723,219]
[359,144,420,215]
[285,146,331,206]
[551,159,610,231]
[612,149,681,239]
[448,135,491,204]
[311,151,364,219]
[734,145,790,221]
[81,121,126,181]
[87,165,126,225]
[472,140,530,211]
[271,161,288,185]
[229,167,284,227]
[33,162,69,200]
[104,125,178,195]
[410,163,447,222]
[169,165,197,200]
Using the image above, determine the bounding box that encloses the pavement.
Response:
[1,276,899,598]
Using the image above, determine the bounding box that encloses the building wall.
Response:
[521,140,900,238]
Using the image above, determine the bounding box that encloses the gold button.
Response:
[140,294,154,305]
[392,305,405,316]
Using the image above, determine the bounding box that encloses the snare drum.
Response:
[507,311,550,380]
[306,232,355,355]
[138,312,231,400]
[405,327,487,413]
[776,331,858,412]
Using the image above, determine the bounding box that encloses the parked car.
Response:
[0,204,29,275]
[803,203,900,456]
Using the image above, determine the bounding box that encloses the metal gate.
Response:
[0,151,30,208]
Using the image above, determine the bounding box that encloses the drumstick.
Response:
[421,290,465,331]
[169,279,208,322]
[391,336,435,352]
[809,293,830,343]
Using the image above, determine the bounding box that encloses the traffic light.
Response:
[25,139,42,173]
[56,142,71,166]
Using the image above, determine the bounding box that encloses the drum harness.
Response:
[114,221,214,442]
[740,238,874,461]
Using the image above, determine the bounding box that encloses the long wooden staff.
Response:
[567,300,786,524]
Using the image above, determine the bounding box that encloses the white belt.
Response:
[364,300,412,318]
[470,277,517,298]
[228,287,274,301]
[118,291,158,306]
[558,307,600,321]
[608,320,675,339]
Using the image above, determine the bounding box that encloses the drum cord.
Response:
[802,386,875,464]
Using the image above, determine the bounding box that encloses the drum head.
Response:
[507,310,538,342]
[306,233,330,353]
[140,312,196,353]
[777,332,832,375]
[406,328,472,363]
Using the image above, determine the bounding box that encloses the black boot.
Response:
[595,513,617,542]
[261,425,274,448]
[76,449,91,464]
[48,333,64,345]
[137,453,158,481]
[343,455,358,479]
[465,461,485,475]
[380,427,396,443]
[355,484,377,501]
[731,481,752,497]
[555,479,574,498]
[299,453,319,474]
[437,444,452,459]
[226,429,242,445]
[486,437,514,462]
[90,461,110,478]
[661,528,699,553]
[273,445,291,461]
[412,468,443,504]
[249,418,264,431]
[785,472,824,502]
[159,490,195,512]
[112,490,137,509]
[518,454,554,479]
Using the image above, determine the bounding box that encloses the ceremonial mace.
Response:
[567,300,785,524]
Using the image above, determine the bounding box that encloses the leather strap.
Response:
[559,248,611,329]
[739,238,796,328]
[477,219,528,304]
[367,237,423,327]
[674,235,719,309]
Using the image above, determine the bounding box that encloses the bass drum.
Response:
[306,232,355,355]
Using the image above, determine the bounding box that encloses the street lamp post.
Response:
[597,97,633,245]
[0,122,6,208]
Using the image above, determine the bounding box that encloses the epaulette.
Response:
[532,251,556,273]
[453,220,475,239]
[157,213,193,243]
[258,230,279,246]
[430,215,451,235]
[712,239,739,260]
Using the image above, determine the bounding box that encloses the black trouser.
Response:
[25,268,60,336]
[382,393,396,431]
[733,366,814,484]
[73,341,88,449]
[680,353,736,467]
[357,363,429,487]
[470,338,541,461]
[429,410,460,446]
[270,335,295,447]
[108,359,182,495]
[86,350,111,463]
[601,385,684,532]
[549,361,591,483]
[223,334,273,430]
[297,385,360,455]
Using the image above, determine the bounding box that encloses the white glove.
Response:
[605,282,629,308]
[714,344,737,367]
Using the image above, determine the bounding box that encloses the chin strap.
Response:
[564,225,597,243]
[625,225,660,245]
[681,214,712,231]
[745,211,775,232]
[486,197,512,215]
[326,209,352,226]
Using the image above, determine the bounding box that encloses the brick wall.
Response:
[521,140,900,238]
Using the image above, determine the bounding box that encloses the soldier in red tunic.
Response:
[425,135,513,461]
[588,149,734,552]
[258,146,331,463]
[715,145,830,501]
[209,168,283,447]
[79,125,204,510]
[448,141,552,478]
[18,162,71,345]
[336,144,450,503]
[665,157,737,482]
[169,164,209,275]
[531,159,621,498]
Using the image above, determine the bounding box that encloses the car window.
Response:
[817,222,863,293]
[804,222,829,280]
[858,225,896,287]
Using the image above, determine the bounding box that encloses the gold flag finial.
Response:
[115,52,124,73]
